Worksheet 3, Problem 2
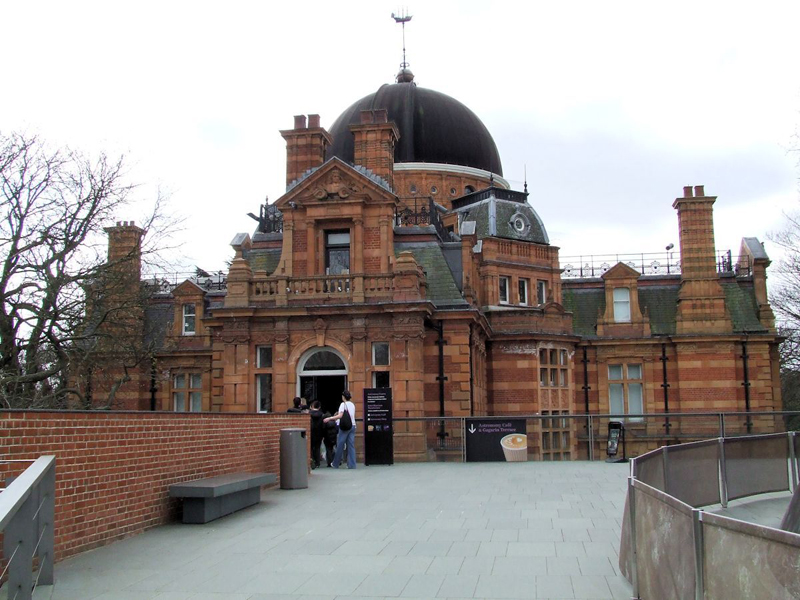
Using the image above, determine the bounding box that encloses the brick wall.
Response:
[0,410,310,562]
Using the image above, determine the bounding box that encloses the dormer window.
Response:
[613,288,631,322]
[182,304,196,335]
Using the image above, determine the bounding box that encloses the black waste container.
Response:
[280,428,309,489]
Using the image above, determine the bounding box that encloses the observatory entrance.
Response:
[298,348,348,415]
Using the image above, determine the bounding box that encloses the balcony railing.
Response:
[251,273,395,303]
[559,250,751,279]
[395,196,451,241]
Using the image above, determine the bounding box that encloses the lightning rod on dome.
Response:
[524,165,528,194]
[392,9,414,83]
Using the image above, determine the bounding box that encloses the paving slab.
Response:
[27,462,634,600]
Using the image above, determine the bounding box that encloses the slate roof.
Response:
[144,302,173,349]
[722,281,768,332]
[562,281,765,338]
[246,248,281,276]
[394,242,467,306]
[455,196,549,244]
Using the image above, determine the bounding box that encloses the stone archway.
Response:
[296,347,349,415]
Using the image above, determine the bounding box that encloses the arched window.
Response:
[613,288,631,322]
[301,350,346,371]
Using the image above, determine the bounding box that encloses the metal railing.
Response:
[620,434,800,599]
[1,456,56,600]
[144,271,227,293]
[395,196,451,241]
[352,411,800,463]
[559,250,752,279]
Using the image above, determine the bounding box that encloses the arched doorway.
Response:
[297,347,348,415]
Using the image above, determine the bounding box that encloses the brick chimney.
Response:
[280,114,332,188]
[105,220,144,282]
[350,109,400,189]
[672,186,732,334]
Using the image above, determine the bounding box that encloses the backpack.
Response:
[339,402,353,431]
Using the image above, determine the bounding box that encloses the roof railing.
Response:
[559,250,752,279]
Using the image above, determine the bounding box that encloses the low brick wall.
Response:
[0,410,310,561]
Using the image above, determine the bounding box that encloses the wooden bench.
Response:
[169,472,277,524]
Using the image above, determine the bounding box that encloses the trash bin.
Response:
[280,428,309,489]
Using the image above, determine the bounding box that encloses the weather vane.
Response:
[391,9,413,73]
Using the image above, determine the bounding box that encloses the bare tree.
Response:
[0,132,177,408]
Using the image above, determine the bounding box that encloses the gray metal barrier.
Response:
[620,433,800,599]
[1,456,56,600]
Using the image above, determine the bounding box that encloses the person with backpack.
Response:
[324,390,356,469]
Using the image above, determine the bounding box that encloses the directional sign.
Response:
[465,418,527,462]
[364,388,393,465]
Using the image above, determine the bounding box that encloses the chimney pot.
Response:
[308,114,321,128]
[375,109,388,123]
[293,115,307,129]
[694,185,705,197]
[117,221,122,226]
[683,186,693,198]
[359,110,374,124]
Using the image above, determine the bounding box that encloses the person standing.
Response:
[287,397,303,413]
[322,410,338,467]
[308,400,325,469]
[325,390,356,469]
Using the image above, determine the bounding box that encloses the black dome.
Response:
[326,82,503,176]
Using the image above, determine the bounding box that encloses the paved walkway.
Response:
[30,462,633,600]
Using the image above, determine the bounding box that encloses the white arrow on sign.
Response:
[468,425,476,433]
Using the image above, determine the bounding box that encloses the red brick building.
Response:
[98,69,780,460]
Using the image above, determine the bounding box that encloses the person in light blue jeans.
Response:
[325,390,356,469]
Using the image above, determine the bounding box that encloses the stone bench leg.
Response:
[181,487,261,524]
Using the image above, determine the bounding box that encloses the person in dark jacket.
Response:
[308,400,324,469]
[322,409,339,467]
[287,397,303,413]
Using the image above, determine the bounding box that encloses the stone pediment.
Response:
[172,280,206,297]
[601,262,641,280]
[275,158,395,209]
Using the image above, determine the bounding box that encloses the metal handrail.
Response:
[0,456,56,600]
[622,433,799,599]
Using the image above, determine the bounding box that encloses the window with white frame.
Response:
[613,288,631,322]
[519,279,529,305]
[499,276,510,304]
[608,363,643,421]
[173,373,202,412]
[537,280,547,305]
[325,230,350,275]
[182,304,196,335]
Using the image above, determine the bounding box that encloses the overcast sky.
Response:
[3,1,799,278]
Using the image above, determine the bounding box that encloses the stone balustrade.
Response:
[251,273,396,304]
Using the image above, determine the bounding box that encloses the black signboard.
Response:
[465,418,527,462]
[364,388,393,465]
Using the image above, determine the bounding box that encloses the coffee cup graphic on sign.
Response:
[500,433,528,462]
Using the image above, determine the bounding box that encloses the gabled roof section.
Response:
[279,157,393,207]
[172,279,206,296]
[602,262,641,280]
